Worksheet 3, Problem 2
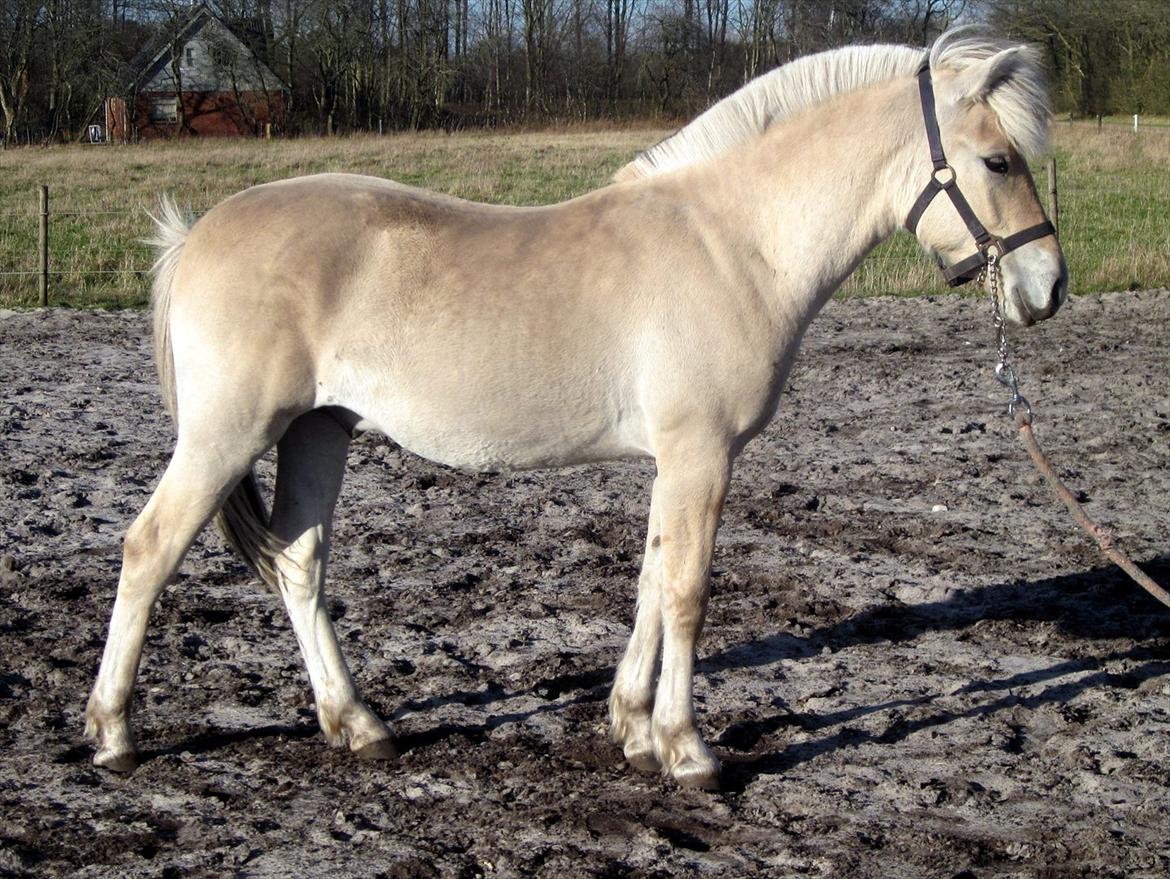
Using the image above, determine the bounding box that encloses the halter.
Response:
[904,63,1056,287]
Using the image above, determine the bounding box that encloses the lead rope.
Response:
[981,252,1170,609]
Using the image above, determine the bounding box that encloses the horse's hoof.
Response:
[671,760,721,791]
[94,748,139,773]
[354,738,398,762]
[624,746,661,773]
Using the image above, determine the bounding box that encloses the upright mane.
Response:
[617,27,1050,182]
[929,29,1050,161]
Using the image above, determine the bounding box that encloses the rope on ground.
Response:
[1014,408,1170,609]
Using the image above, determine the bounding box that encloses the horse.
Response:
[86,28,1067,790]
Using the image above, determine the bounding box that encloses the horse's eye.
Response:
[983,156,1010,175]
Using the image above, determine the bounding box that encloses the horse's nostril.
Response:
[1051,277,1065,310]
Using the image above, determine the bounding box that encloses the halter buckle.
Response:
[981,238,1004,263]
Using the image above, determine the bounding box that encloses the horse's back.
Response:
[163,170,788,470]
[165,173,660,469]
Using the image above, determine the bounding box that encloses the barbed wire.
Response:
[1069,118,1170,130]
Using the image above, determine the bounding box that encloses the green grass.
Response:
[1,121,1167,307]
[841,121,1170,300]
[0,130,647,308]
[1047,120,1170,294]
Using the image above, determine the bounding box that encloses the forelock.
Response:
[930,27,1051,161]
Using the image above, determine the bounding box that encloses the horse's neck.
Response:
[706,77,919,328]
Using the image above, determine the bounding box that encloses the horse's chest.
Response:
[717,332,805,444]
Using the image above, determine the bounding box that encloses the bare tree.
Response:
[743,0,780,80]
[0,0,42,144]
[2,0,1169,140]
[605,0,638,101]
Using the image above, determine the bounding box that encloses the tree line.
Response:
[1,0,1167,143]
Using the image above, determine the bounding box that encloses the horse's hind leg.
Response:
[86,438,262,771]
[269,410,395,759]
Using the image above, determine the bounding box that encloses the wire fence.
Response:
[2,124,1168,306]
[0,199,219,306]
[1067,114,1170,131]
[0,183,1055,306]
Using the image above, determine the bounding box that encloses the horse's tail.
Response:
[216,474,284,592]
[147,197,284,593]
[146,195,189,424]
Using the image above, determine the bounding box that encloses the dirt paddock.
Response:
[1,290,1168,878]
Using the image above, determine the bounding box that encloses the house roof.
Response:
[134,2,286,93]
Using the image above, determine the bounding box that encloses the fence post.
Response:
[1133,114,1139,133]
[37,185,48,307]
[1047,157,1059,237]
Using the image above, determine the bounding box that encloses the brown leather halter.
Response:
[904,63,1056,287]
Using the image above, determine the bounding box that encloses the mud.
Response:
[1,290,1168,878]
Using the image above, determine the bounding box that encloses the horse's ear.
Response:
[954,47,1025,104]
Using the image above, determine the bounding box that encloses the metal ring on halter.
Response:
[931,164,957,188]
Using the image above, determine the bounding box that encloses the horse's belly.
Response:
[328,374,648,471]
[365,409,646,471]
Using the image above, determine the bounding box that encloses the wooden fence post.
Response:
[1047,157,1059,237]
[37,185,48,307]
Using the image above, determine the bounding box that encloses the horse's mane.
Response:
[618,28,1050,181]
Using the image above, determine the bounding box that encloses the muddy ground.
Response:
[0,290,1168,878]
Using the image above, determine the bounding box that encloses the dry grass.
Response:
[0,131,653,307]
[841,122,1170,299]
[1047,120,1170,293]
[0,121,1166,307]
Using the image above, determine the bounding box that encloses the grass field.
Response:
[0,121,1166,308]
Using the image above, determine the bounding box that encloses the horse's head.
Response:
[908,35,1067,327]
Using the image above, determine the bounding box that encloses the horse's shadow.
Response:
[717,644,1170,792]
[706,553,1170,680]
[128,555,1170,776]
[386,553,1170,779]
[712,553,1170,788]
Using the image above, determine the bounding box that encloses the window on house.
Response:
[184,47,194,65]
[149,97,179,123]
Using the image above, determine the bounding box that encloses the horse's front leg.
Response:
[610,479,664,772]
[651,436,731,789]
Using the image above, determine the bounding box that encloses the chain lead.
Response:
[981,249,1033,424]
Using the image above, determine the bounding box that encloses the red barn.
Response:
[129,4,285,139]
